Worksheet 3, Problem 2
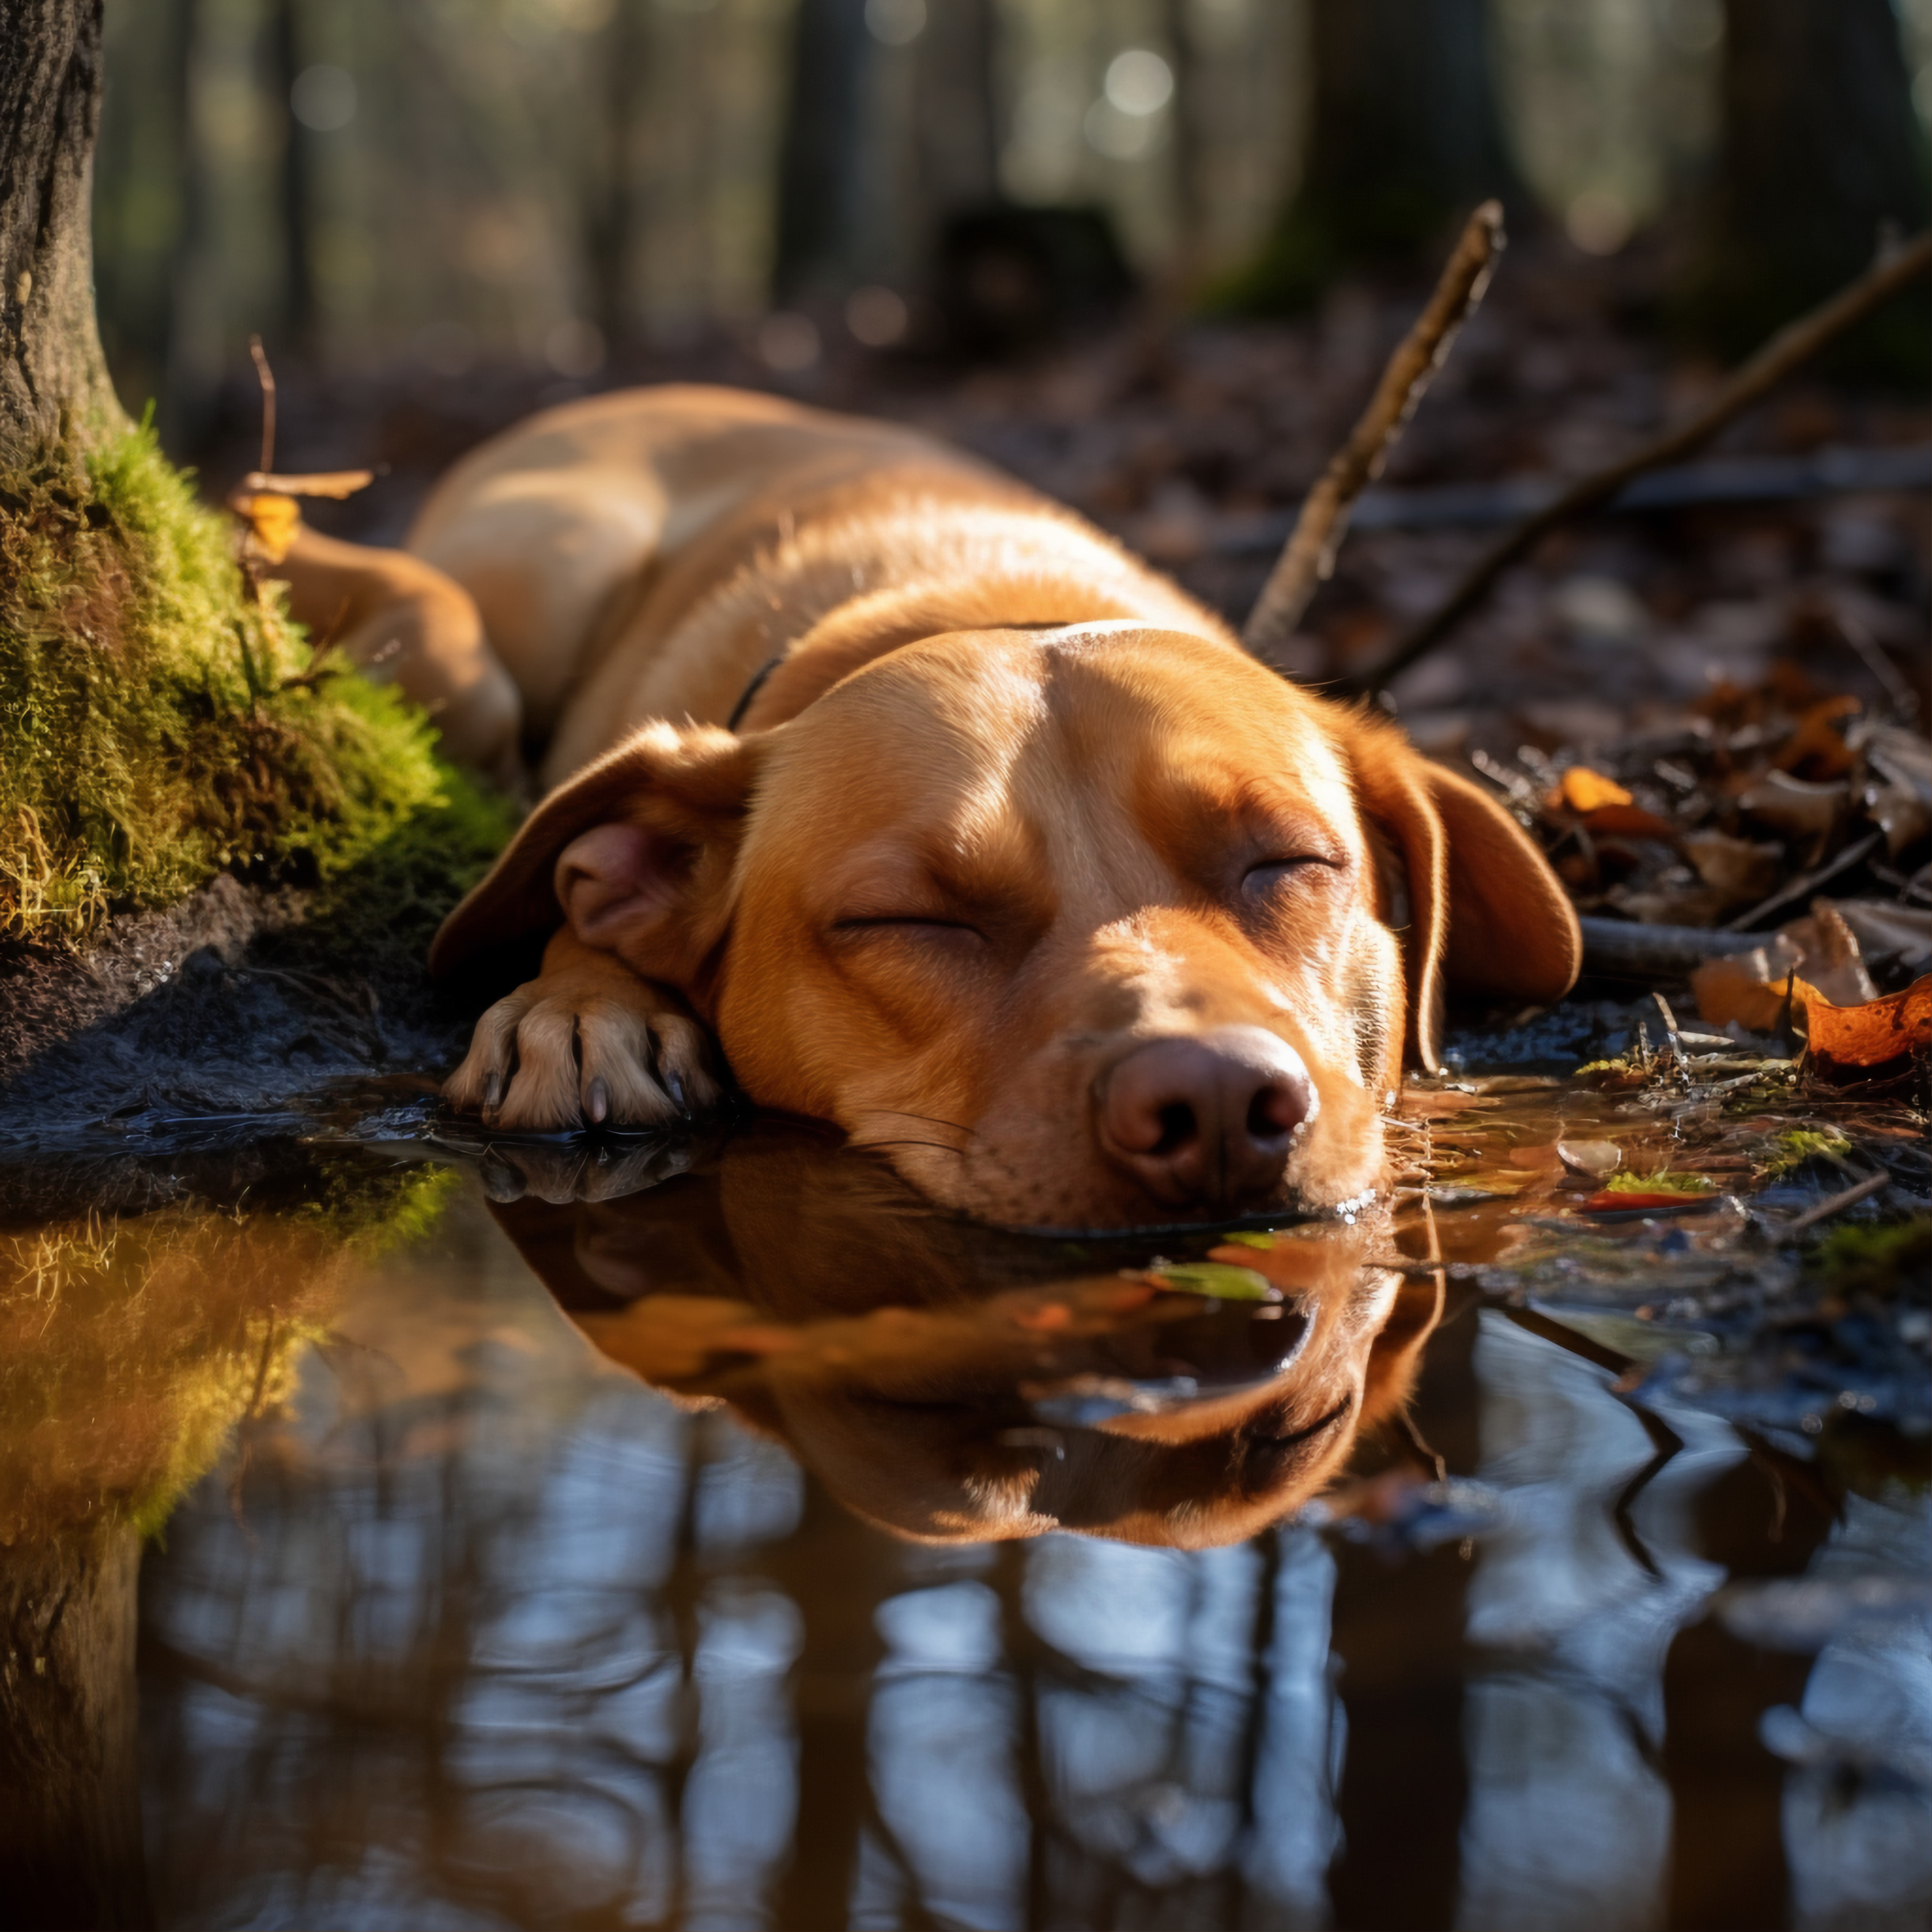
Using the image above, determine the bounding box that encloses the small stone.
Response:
[1558,1139,1622,1178]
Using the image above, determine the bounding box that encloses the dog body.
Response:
[280,385,1580,1230]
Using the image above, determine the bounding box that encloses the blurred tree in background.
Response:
[84,0,1932,454]
[1692,0,1929,375]
[1219,0,1523,312]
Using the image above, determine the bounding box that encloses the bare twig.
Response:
[1721,829,1883,931]
[1243,201,1506,660]
[1778,1169,1889,1235]
[1351,225,1932,697]
[248,334,276,475]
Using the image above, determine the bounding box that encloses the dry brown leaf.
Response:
[1777,903,1879,1007]
[237,467,376,500]
[1580,801,1681,841]
[1683,829,1783,906]
[1736,771,1845,843]
[1775,696,1860,781]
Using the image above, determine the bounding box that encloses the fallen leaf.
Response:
[1775,696,1860,781]
[1683,829,1783,906]
[237,466,377,500]
[1580,801,1681,841]
[1777,904,1878,1007]
[1149,1261,1278,1300]
[235,491,302,563]
[1550,767,1632,814]
[1804,974,1932,1070]
[1581,1191,1721,1214]
[1737,771,1845,844]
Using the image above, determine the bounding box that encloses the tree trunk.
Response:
[772,0,872,304]
[0,0,124,450]
[1694,0,1929,373]
[267,0,316,356]
[0,1529,153,1930]
[583,0,649,350]
[1225,0,1524,312]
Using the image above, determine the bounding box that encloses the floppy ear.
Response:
[429,721,761,995]
[1346,717,1582,1072]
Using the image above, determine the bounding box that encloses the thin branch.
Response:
[1243,201,1506,660]
[1778,1169,1889,1235]
[1352,226,1932,697]
[248,333,276,475]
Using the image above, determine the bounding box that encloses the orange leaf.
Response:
[1549,768,1633,814]
[236,491,302,564]
[1804,974,1932,1069]
[1691,955,1815,1032]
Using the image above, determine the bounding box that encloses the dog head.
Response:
[491,1124,1447,1549]
[435,626,1577,1229]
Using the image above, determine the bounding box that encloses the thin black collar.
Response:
[725,654,785,733]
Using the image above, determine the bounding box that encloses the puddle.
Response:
[1,1066,1927,1930]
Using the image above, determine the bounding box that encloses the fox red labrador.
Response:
[276,385,1579,1229]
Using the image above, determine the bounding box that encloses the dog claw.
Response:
[586,1075,609,1124]
[483,1070,503,1110]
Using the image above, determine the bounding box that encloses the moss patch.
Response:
[1603,1169,1717,1197]
[0,417,464,943]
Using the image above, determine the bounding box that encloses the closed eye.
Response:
[832,915,984,937]
[1241,857,1340,899]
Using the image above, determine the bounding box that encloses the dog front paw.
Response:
[444,964,723,1132]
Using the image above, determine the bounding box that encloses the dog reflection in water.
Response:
[484,1124,1442,1550]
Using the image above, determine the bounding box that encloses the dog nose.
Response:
[1095,1025,1317,1208]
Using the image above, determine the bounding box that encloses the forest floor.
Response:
[1,234,1924,1471]
[5,235,1928,1172]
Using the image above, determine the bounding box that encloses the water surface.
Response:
[2,1076,1927,1931]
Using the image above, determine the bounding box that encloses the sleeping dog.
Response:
[275,385,1580,1230]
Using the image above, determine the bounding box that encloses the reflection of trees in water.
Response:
[136,1234,1353,1929]
[129,1186,1932,1930]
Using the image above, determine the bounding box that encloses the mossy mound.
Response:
[0,417,475,943]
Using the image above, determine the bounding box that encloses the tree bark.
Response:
[1695,0,1929,371]
[1226,0,1524,312]
[772,0,872,303]
[0,1529,153,1930]
[0,0,124,452]
[267,0,316,355]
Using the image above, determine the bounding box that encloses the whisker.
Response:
[850,1138,968,1157]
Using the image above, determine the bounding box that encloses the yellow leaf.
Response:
[237,492,302,564]
[1550,767,1633,814]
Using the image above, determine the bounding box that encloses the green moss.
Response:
[290,752,518,990]
[1813,1216,1932,1301]
[1603,1170,1717,1196]
[1764,1128,1853,1178]
[0,417,460,941]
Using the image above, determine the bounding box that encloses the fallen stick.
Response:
[1243,202,1505,661]
[1578,915,1770,980]
[1350,225,1932,697]
[1778,1169,1890,1235]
